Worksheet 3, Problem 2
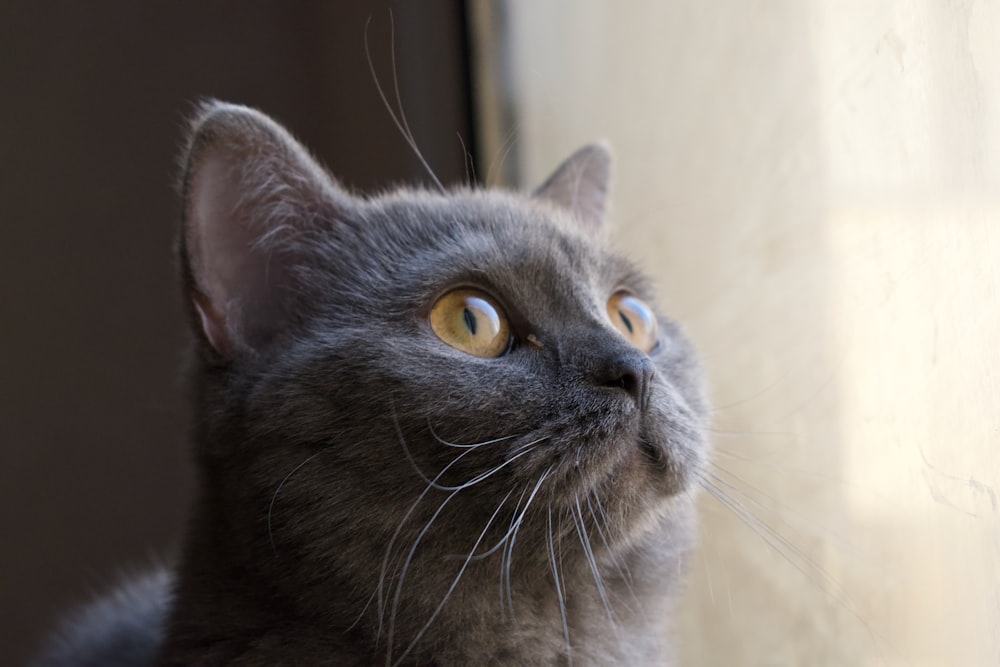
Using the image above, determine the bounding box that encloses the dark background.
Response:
[0,2,475,663]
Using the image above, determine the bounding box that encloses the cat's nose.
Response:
[591,353,654,409]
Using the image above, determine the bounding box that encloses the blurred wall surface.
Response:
[0,2,472,664]
[474,1,1000,665]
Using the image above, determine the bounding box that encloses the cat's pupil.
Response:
[463,307,478,335]
[619,311,634,334]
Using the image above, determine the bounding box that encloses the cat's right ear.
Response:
[533,142,612,235]
[179,101,351,361]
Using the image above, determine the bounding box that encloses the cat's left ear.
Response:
[533,142,612,233]
[178,100,356,361]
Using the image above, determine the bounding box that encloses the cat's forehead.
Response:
[372,189,616,278]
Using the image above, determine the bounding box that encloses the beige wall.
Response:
[473,1,1000,664]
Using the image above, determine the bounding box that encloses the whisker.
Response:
[714,531,735,619]
[398,416,546,493]
[485,123,519,187]
[456,132,476,187]
[547,502,572,665]
[364,13,445,192]
[572,496,620,638]
[698,474,892,659]
[444,484,529,563]
[495,485,531,617]
[392,489,515,666]
[385,436,539,662]
[425,440,544,492]
[584,492,640,616]
[712,447,902,510]
[503,465,553,620]
[700,474,838,592]
[397,410,536,493]
[586,492,634,586]
[700,539,716,607]
[707,368,797,413]
[267,449,327,557]
[376,439,480,642]
[346,588,379,633]
[393,407,505,489]
[706,464,858,555]
[426,418,521,449]
[386,482,467,666]
[706,426,796,439]
[387,12,416,152]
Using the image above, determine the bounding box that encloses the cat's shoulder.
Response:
[32,568,172,667]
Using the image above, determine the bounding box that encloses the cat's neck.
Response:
[161,492,691,666]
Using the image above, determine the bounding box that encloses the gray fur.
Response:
[37,101,708,666]
[31,570,172,667]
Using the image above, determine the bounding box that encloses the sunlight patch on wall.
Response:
[829,205,1000,665]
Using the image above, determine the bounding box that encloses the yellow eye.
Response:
[607,291,658,352]
[430,289,511,357]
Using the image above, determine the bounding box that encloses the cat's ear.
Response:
[533,142,612,232]
[179,100,352,360]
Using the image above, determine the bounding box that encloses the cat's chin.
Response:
[638,435,667,469]
[630,435,693,495]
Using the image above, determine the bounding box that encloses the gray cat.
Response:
[36,102,708,666]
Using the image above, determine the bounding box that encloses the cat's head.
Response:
[178,100,707,629]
